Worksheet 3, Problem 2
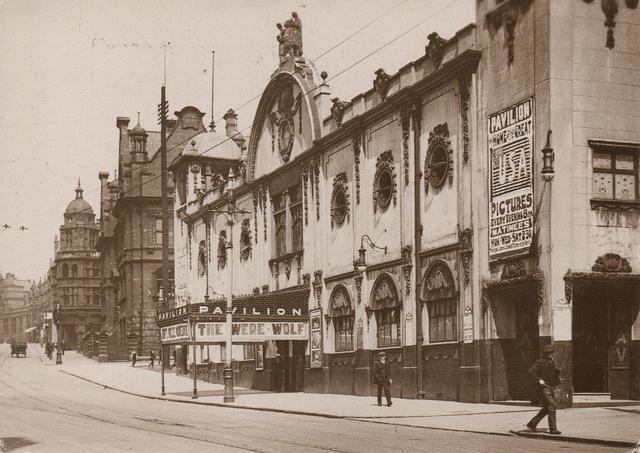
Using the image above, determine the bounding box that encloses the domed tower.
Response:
[54,180,102,350]
[129,114,148,163]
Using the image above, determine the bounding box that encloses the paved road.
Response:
[0,344,626,453]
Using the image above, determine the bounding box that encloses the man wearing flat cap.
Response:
[526,344,561,434]
[373,351,392,407]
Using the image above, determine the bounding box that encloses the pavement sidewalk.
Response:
[49,351,640,449]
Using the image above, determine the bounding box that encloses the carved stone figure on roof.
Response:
[276,12,303,63]
[269,84,302,162]
[373,68,391,100]
[426,32,447,69]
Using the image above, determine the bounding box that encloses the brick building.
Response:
[160,1,640,404]
[96,110,204,358]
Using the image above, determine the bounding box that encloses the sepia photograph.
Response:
[0,0,639,451]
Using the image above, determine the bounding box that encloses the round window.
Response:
[376,170,393,209]
[426,144,449,189]
[332,188,347,226]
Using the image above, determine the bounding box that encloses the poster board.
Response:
[488,97,534,259]
[309,308,322,368]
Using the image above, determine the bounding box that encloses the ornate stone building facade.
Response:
[0,273,32,342]
[160,1,640,404]
[50,182,102,349]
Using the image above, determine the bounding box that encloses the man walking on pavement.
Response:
[148,350,155,368]
[527,344,561,434]
[130,350,137,367]
[373,351,392,407]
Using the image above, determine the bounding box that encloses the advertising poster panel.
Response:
[488,97,534,258]
[309,308,322,369]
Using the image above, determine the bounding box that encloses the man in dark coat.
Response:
[373,351,392,407]
[527,344,561,434]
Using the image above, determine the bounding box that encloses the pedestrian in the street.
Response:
[526,344,561,434]
[148,350,155,368]
[130,350,138,367]
[172,349,177,368]
[61,340,65,355]
[373,351,392,407]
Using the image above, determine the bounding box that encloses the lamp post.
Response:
[541,130,555,182]
[54,303,62,365]
[156,287,166,396]
[354,234,387,273]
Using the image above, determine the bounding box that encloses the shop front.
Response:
[158,286,310,393]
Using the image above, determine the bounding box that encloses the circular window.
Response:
[376,169,393,209]
[332,188,347,226]
[426,143,449,189]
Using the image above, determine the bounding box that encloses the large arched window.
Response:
[62,263,69,278]
[329,285,353,352]
[71,264,78,278]
[422,262,457,343]
[371,275,401,348]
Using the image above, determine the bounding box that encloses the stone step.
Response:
[573,392,611,402]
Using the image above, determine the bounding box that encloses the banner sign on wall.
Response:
[488,97,534,258]
[194,321,308,342]
[309,308,322,369]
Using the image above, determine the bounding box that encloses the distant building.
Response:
[0,273,32,342]
[50,181,102,349]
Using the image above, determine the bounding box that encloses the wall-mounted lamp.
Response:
[541,130,554,182]
[354,234,387,274]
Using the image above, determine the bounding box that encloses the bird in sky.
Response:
[19,225,28,231]
[1,224,9,230]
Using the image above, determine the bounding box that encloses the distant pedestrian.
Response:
[526,344,561,434]
[148,350,155,368]
[130,350,138,367]
[61,341,65,355]
[172,349,177,367]
[373,351,392,407]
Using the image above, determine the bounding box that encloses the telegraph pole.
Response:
[158,85,169,396]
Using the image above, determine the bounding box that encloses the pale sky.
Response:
[0,0,474,281]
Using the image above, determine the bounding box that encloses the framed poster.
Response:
[309,308,322,368]
[488,97,534,259]
[255,343,264,371]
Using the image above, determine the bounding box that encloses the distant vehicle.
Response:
[10,337,27,358]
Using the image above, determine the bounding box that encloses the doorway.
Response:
[572,281,636,396]
[490,286,539,401]
[274,340,305,392]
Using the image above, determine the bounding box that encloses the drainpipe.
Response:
[411,99,425,399]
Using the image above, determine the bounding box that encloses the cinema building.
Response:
[161,1,640,404]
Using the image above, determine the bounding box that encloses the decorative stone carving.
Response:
[373,68,391,100]
[252,191,259,244]
[371,275,400,310]
[261,284,270,294]
[424,123,452,193]
[330,172,350,228]
[252,287,260,295]
[425,32,447,69]
[400,108,411,186]
[302,272,311,287]
[262,187,268,241]
[302,165,309,225]
[354,271,363,305]
[212,172,226,193]
[423,262,456,302]
[330,98,350,127]
[240,219,252,261]
[458,75,472,165]
[486,0,532,65]
[197,240,207,277]
[458,227,473,286]
[313,270,323,307]
[217,231,227,269]
[373,150,397,213]
[276,11,303,63]
[501,260,526,279]
[592,253,632,273]
[269,84,302,163]
[329,285,352,317]
[314,160,320,221]
[353,133,361,204]
[401,245,413,295]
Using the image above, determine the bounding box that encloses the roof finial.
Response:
[76,178,83,199]
[137,112,141,125]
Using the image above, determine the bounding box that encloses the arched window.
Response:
[197,240,207,277]
[371,275,401,348]
[422,262,457,343]
[330,285,353,352]
[71,264,78,278]
[62,263,69,278]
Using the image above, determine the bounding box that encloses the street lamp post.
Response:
[54,303,62,365]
